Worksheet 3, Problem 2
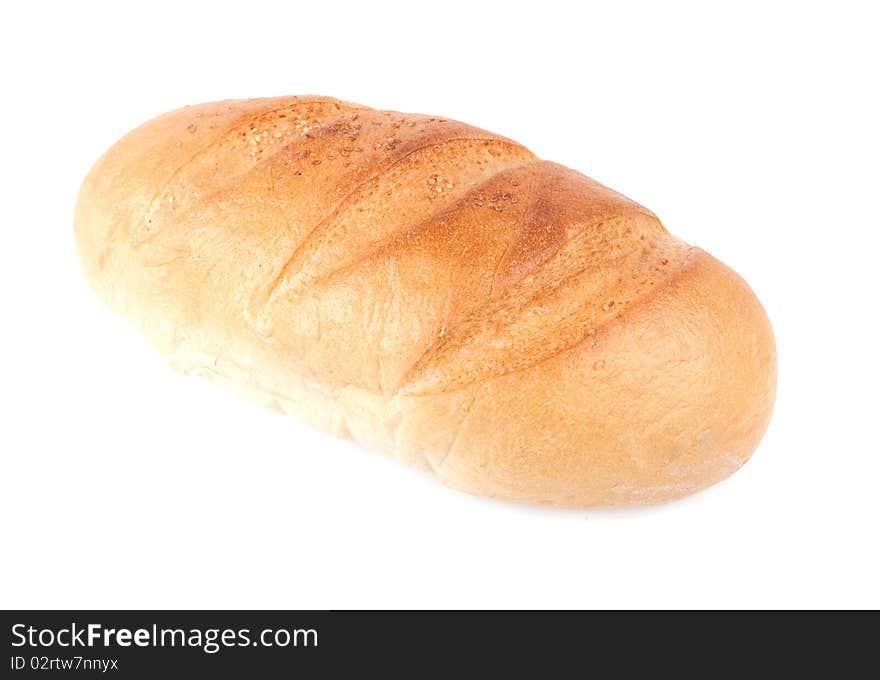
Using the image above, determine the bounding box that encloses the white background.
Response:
[2,1,877,609]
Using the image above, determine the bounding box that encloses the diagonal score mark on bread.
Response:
[132,96,369,248]
[261,136,534,306]
[392,164,685,396]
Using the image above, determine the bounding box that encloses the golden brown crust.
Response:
[75,96,777,507]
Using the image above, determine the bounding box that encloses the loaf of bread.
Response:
[75,96,776,507]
